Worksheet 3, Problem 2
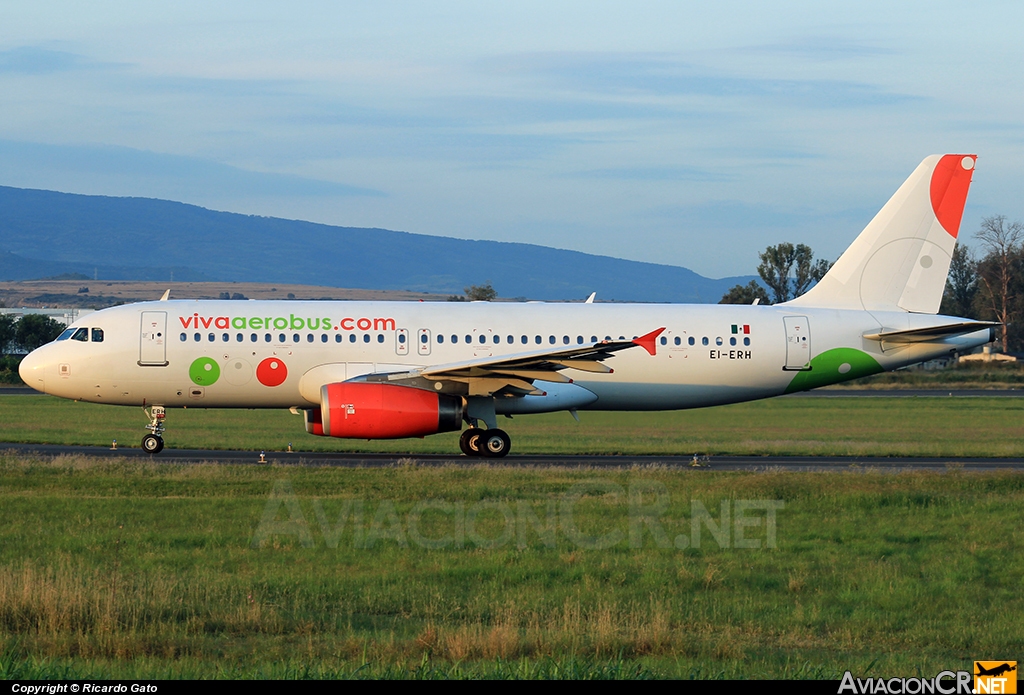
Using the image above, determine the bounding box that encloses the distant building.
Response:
[958,345,1017,364]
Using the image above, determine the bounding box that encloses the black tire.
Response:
[142,434,164,454]
[459,427,484,456]
[480,429,511,458]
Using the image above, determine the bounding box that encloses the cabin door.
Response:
[783,315,812,371]
[139,311,168,366]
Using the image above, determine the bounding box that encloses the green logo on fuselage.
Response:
[784,347,883,393]
[189,357,221,386]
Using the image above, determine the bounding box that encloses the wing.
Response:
[353,327,665,396]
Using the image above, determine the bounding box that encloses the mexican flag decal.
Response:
[731,325,750,335]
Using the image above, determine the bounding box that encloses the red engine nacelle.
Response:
[305,382,463,439]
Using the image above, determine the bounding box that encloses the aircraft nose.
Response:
[18,348,47,393]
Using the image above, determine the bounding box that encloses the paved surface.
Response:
[3,388,1022,397]
[784,389,1022,397]
[2,442,1021,471]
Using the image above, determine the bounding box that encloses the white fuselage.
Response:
[19,299,989,412]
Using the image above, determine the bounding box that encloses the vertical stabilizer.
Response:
[786,154,976,314]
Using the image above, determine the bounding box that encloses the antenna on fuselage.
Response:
[159,289,170,301]
[585,292,596,304]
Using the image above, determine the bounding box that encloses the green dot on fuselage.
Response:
[189,357,221,385]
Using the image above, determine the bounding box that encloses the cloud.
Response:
[0,140,385,199]
[746,36,896,61]
[483,52,921,109]
[571,166,734,182]
[0,46,119,74]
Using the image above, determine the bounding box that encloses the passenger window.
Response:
[590,336,597,343]
[479,335,486,344]
[278,334,286,342]
[521,336,528,344]
[549,336,555,345]
[493,335,499,344]
[57,328,76,341]
[335,334,342,343]
[450,335,457,343]
[363,334,370,343]
[743,337,750,346]
[399,333,406,344]
[702,337,709,346]
[321,334,327,343]
[293,334,300,343]
[674,337,681,345]
[689,337,695,346]
[91,328,104,342]
[349,334,356,343]
[194,333,201,342]
[507,335,513,344]
[377,334,384,343]
[563,336,569,345]
[307,334,314,343]
[421,333,429,344]
[729,337,736,346]
[180,333,187,342]
[265,334,272,342]
[660,337,667,346]
[222,333,229,342]
[465,335,471,344]
[208,333,215,342]
[437,334,444,344]
[251,333,258,342]
[535,336,541,344]
[236,333,243,342]
[577,336,584,344]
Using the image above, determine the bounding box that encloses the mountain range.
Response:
[0,185,752,302]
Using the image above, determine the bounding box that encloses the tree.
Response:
[719,280,770,305]
[940,245,979,318]
[975,215,1024,351]
[756,243,830,304]
[464,283,497,301]
[15,314,64,352]
[0,314,16,354]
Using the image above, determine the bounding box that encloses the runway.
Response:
[2,442,1022,471]
[2,388,1022,397]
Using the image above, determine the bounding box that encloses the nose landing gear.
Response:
[142,406,166,454]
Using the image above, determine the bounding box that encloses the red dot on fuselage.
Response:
[256,357,288,386]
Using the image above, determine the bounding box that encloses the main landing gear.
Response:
[459,426,511,458]
[142,405,166,454]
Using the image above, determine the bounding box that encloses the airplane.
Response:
[18,154,997,457]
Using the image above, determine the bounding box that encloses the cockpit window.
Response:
[91,328,104,343]
[71,328,89,342]
[57,328,76,341]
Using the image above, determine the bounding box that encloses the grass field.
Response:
[0,456,1020,679]
[2,394,1023,457]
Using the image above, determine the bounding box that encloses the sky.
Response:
[1,1,1023,279]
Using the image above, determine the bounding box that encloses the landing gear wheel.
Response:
[141,434,164,454]
[480,429,511,458]
[460,427,485,456]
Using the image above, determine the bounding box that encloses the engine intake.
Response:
[314,382,463,439]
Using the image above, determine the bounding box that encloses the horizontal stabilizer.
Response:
[864,321,999,344]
